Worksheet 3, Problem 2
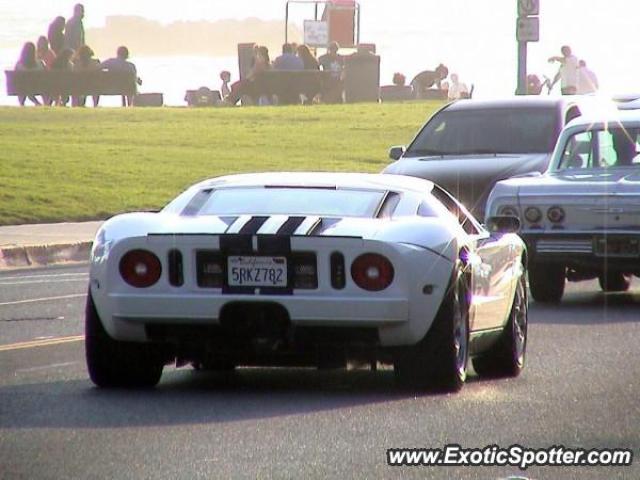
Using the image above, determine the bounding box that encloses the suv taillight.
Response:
[119,250,162,288]
[350,253,394,291]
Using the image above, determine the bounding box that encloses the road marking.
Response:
[0,293,85,307]
[16,361,79,373]
[0,335,84,352]
[0,272,87,280]
[0,278,88,286]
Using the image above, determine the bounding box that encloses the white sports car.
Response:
[486,111,640,303]
[86,172,527,392]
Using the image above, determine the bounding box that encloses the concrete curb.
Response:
[0,241,92,270]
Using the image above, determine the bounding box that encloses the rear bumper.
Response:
[523,232,640,272]
[109,292,409,326]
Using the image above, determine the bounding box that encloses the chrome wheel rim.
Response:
[453,283,468,377]
[513,278,528,365]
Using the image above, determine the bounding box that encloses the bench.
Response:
[5,70,137,98]
[248,70,337,105]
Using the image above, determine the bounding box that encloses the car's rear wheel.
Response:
[598,272,631,292]
[85,292,165,388]
[529,261,565,303]
[395,268,469,392]
[473,271,528,378]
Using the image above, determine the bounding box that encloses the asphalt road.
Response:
[0,264,638,479]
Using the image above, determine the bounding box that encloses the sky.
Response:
[1,0,639,98]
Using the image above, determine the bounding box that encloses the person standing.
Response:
[577,60,599,94]
[64,4,85,52]
[47,16,66,55]
[548,45,578,95]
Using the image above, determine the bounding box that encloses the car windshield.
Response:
[191,187,387,218]
[555,126,640,171]
[405,107,560,157]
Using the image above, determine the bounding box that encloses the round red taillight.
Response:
[350,253,394,291]
[119,250,162,288]
[547,206,566,223]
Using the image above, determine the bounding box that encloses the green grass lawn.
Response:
[0,102,442,225]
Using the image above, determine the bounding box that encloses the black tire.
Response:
[529,261,565,303]
[598,272,631,292]
[473,271,528,378]
[85,292,165,388]
[395,267,470,393]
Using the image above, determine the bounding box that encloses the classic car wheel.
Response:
[85,293,165,388]
[395,268,469,392]
[473,271,528,378]
[598,272,631,292]
[529,262,565,303]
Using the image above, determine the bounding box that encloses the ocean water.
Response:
[2,0,640,106]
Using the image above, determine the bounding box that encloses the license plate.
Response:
[594,236,640,257]
[227,256,287,287]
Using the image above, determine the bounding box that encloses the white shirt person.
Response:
[577,60,599,94]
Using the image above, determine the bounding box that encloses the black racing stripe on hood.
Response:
[239,216,269,234]
[276,216,306,235]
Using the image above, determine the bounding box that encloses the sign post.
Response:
[516,0,540,95]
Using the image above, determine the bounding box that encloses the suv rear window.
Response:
[405,107,560,157]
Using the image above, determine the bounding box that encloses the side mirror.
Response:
[486,215,520,234]
[388,145,406,161]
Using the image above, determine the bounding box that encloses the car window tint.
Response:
[405,107,560,156]
[194,188,386,218]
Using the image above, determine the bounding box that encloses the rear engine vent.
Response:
[291,252,317,289]
[168,249,184,287]
[197,250,224,288]
[330,252,346,289]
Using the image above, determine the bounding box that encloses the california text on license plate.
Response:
[227,256,287,287]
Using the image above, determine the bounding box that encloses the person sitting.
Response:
[297,44,319,70]
[273,43,304,71]
[411,63,449,99]
[612,130,638,167]
[72,45,100,107]
[15,42,44,106]
[318,41,344,103]
[50,48,74,106]
[225,46,271,105]
[220,70,231,99]
[100,46,141,106]
[447,73,469,101]
[36,36,56,69]
[318,41,343,74]
[526,74,543,95]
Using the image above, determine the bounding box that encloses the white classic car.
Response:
[86,172,527,392]
[486,111,640,303]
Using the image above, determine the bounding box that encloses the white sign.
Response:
[518,0,539,17]
[517,16,539,42]
[304,20,329,47]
